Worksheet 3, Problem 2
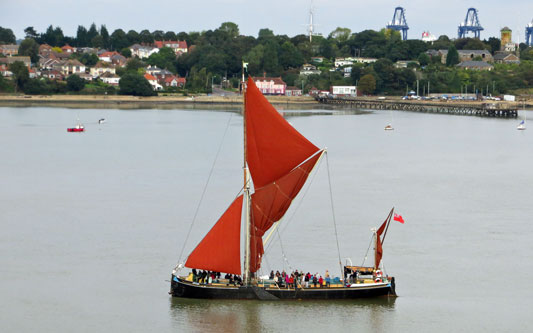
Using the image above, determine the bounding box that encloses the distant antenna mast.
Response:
[307,2,317,42]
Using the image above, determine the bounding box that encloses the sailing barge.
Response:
[170,77,397,300]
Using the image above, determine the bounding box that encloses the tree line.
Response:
[1,23,533,95]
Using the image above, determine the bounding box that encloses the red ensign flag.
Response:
[394,214,405,224]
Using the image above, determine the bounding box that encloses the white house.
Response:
[144,73,163,91]
[330,86,357,96]
[130,44,159,59]
[90,61,116,78]
[335,57,377,67]
[100,72,120,86]
[300,63,321,76]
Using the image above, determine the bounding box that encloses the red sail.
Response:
[185,195,243,275]
[374,218,389,269]
[245,77,320,189]
[249,152,323,273]
[374,211,391,269]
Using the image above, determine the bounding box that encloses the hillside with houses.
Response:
[0,23,532,97]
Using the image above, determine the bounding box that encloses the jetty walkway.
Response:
[317,97,518,118]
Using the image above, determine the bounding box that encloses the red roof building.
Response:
[61,44,75,53]
[252,76,287,95]
[153,40,188,54]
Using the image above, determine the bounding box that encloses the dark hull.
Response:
[170,275,396,300]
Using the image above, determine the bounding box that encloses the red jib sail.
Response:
[249,152,323,272]
[245,77,320,189]
[185,195,243,275]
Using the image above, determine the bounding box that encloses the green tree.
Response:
[24,27,38,40]
[187,67,208,91]
[139,30,154,44]
[76,25,88,46]
[124,57,146,73]
[219,22,239,38]
[358,74,376,94]
[66,74,86,92]
[164,31,177,41]
[446,44,460,66]
[9,61,29,92]
[486,37,501,54]
[87,23,98,43]
[262,40,280,75]
[23,78,51,95]
[279,41,303,69]
[146,47,176,71]
[126,30,140,45]
[121,48,132,58]
[18,38,40,63]
[258,28,275,41]
[119,72,156,96]
[78,53,99,66]
[110,29,129,50]
[0,74,14,92]
[319,39,335,59]
[418,52,430,66]
[91,35,104,48]
[152,30,164,41]
[433,35,452,50]
[329,27,351,43]
[100,25,110,49]
[0,27,16,44]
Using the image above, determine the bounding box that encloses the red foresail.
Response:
[249,151,323,273]
[245,77,320,189]
[375,208,394,269]
[185,195,243,275]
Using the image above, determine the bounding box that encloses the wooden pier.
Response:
[316,97,518,118]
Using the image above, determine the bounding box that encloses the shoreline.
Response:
[0,94,318,108]
[0,94,531,110]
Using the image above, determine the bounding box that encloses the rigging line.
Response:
[177,112,234,265]
[325,151,343,280]
[361,233,374,267]
[276,227,292,272]
[263,153,325,255]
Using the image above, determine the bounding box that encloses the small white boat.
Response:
[384,124,394,131]
[98,118,106,124]
[517,103,527,130]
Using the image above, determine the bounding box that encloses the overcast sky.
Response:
[3,0,532,42]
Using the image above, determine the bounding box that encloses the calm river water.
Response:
[1,105,532,332]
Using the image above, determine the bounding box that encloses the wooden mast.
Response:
[242,62,251,285]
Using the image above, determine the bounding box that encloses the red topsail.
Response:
[245,77,320,188]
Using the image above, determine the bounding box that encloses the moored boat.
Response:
[170,73,398,300]
[67,124,84,132]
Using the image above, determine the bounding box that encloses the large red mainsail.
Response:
[185,195,243,275]
[245,78,322,273]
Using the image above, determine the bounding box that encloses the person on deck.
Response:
[313,274,318,288]
[289,274,295,289]
[318,276,324,288]
[304,273,310,288]
[270,270,274,280]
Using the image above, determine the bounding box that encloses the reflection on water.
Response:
[169,297,396,331]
